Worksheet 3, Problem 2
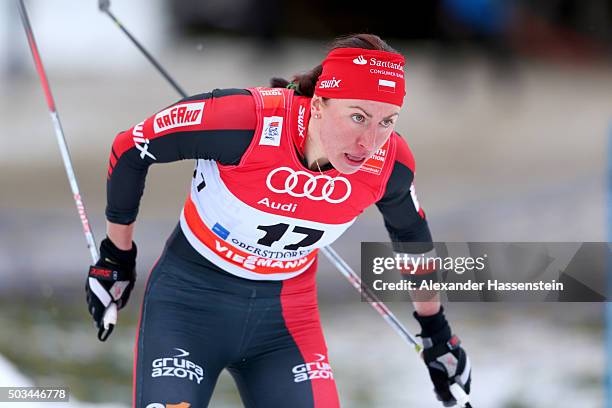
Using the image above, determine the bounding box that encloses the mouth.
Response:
[343,153,367,166]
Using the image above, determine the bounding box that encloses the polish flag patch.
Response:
[378,79,396,93]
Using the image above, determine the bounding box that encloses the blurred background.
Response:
[1,0,611,406]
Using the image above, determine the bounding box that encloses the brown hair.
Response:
[270,34,399,97]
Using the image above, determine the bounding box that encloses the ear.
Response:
[311,94,323,116]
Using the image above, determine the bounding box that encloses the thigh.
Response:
[229,263,340,408]
[133,254,235,408]
[228,342,339,408]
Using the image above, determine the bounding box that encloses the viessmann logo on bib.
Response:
[266,167,351,204]
[154,102,205,134]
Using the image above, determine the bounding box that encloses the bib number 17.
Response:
[257,223,323,251]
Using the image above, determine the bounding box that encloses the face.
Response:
[312,96,400,174]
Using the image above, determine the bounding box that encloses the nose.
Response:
[356,127,377,152]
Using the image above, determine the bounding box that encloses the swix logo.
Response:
[153,102,204,134]
[292,353,334,383]
[146,403,191,408]
[297,105,306,138]
[132,121,156,160]
[352,55,367,65]
[259,116,283,147]
[257,197,297,213]
[151,348,204,384]
[260,89,283,96]
[318,77,342,89]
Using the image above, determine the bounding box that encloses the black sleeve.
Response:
[106,88,256,225]
[375,160,434,254]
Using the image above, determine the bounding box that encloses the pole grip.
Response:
[450,383,471,407]
[98,303,117,341]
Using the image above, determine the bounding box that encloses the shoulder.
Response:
[182,88,253,101]
[391,132,415,172]
[247,87,295,112]
[173,88,257,130]
[377,132,416,200]
[181,88,256,111]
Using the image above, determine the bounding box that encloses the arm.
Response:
[412,292,441,316]
[106,88,256,227]
[375,133,438,316]
[86,89,256,338]
[376,133,471,405]
[107,221,134,250]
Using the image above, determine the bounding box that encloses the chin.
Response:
[339,166,360,175]
[331,159,361,175]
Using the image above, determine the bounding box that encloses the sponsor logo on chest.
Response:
[153,102,204,134]
[257,197,297,213]
[259,116,283,146]
[297,105,306,139]
[266,167,351,204]
[359,143,388,175]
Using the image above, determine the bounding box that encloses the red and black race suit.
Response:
[107,88,432,407]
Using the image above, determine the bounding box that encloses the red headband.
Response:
[315,48,406,107]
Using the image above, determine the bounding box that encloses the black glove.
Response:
[414,306,471,407]
[86,237,137,341]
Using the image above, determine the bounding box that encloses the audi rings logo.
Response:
[266,167,351,204]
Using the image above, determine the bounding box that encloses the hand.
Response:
[414,306,471,407]
[86,237,137,341]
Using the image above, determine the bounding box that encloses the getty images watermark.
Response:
[360,242,611,302]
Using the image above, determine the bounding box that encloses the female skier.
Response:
[86,33,471,407]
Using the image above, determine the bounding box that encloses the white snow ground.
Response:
[0,353,127,408]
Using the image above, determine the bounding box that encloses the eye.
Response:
[380,119,394,128]
[351,113,365,123]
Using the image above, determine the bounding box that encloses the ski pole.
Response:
[18,0,117,342]
[98,0,188,98]
[320,246,472,407]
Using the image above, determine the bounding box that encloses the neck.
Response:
[304,118,329,171]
